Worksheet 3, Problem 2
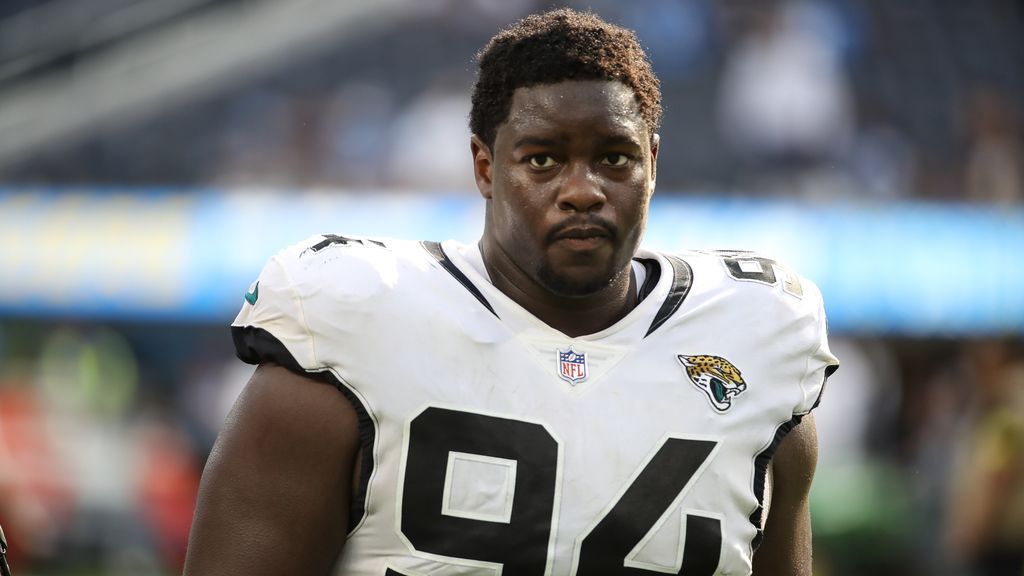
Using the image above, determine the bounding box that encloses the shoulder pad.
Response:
[230,233,414,370]
[674,248,839,413]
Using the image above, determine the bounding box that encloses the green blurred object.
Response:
[811,462,916,574]
[37,326,138,420]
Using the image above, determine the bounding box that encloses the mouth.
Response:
[555,229,608,249]
[549,224,614,251]
[711,378,727,403]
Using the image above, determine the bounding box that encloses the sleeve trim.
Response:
[746,414,804,552]
[230,325,377,536]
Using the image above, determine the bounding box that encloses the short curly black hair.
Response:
[470,8,662,150]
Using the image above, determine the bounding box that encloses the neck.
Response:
[479,239,637,338]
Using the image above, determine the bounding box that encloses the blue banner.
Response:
[1,187,1022,335]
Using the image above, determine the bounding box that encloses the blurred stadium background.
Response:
[1,0,1023,574]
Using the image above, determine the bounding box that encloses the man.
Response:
[184,9,838,576]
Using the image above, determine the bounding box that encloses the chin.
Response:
[536,261,624,298]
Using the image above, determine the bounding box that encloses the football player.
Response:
[184,9,838,576]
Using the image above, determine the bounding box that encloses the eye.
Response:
[601,153,630,167]
[527,155,557,169]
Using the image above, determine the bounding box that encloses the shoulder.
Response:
[263,233,430,298]
[644,246,839,414]
[649,247,826,314]
[231,234,436,370]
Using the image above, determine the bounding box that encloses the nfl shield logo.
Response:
[557,348,588,385]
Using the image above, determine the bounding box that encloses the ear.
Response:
[470,135,494,200]
[649,133,660,188]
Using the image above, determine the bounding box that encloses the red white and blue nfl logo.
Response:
[557,348,588,385]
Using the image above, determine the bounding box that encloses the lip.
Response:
[551,226,611,250]
[554,236,608,250]
[552,226,610,240]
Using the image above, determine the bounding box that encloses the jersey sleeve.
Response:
[795,281,839,415]
[230,245,320,373]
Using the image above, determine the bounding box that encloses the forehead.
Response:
[501,80,648,141]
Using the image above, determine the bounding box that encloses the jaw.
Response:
[535,254,627,298]
[707,376,747,411]
[536,219,645,297]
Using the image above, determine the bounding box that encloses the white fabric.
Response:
[232,235,838,576]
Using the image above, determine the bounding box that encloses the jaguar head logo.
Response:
[677,354,747,412]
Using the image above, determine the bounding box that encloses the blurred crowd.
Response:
[812,337,1024,576]
[0,1,1023,575]
[0,322,232,575]
[5,0,1023,205]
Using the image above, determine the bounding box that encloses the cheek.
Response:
[504,173,550,218]
[493,181,547,245]
[617,180,653,223]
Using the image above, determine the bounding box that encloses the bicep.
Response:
[751,412,818,576]
[184,363,361,576]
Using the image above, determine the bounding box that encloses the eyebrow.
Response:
[511,134,644,150]
[512,137,562,149]
[602,135,644,149]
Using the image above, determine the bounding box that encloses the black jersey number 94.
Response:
[397,407,722,575]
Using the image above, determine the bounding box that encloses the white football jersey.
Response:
[231,234,838,576]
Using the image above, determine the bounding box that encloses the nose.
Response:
[556,163,606,213]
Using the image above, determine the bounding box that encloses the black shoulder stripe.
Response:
[420,241,498,318]
[747,413,804,552]
[644,254,693,338]
[634,257,662,304]
[230,325,376,534]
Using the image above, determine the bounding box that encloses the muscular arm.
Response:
[751,412,819,576]
[184,363,361,575]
